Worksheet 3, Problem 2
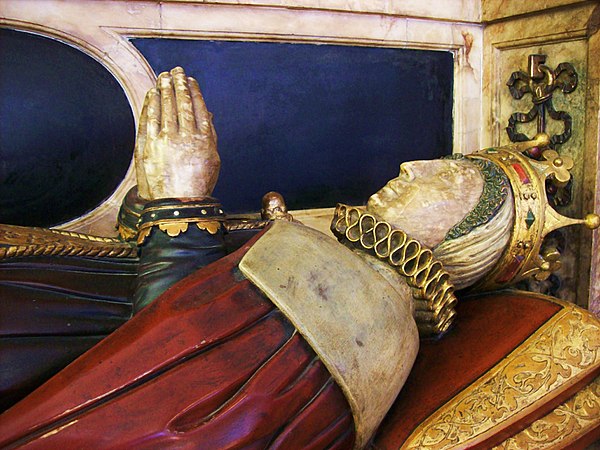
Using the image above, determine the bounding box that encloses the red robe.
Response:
[0,232,355,449]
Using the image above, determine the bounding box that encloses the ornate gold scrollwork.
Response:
[492,376,600,450]
[401,298,600,449]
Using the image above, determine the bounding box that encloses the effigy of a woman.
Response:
[0,67,598,449]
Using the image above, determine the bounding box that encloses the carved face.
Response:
[367,158,484,248]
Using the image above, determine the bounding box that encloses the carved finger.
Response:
[134,92,151,198]
[188,77,213,137]
[146,87,161,140]
[171,67,195,134]
[135,90,150,156]
[158,71,177,134]
[209,113,217,145]
[139,87,161,200]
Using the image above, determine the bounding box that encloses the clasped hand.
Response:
[135,67,220,200]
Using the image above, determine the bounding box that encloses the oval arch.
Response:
[0,19,155,235]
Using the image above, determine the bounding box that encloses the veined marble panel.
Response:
[163,0,482,22]
[483,2,600,310]
[482,0,588,22]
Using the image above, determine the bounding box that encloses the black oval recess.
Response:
[0,28,135,227]
[132,39,453,214]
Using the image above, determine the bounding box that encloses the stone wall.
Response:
[481,0,600,310]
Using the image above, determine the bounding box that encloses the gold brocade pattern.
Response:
[331,204,457,337]
[402,300,600,449]
[0,224,137,259]
[492,376,600,450]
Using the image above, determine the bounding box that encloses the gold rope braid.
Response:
[47,228,125,242]
[225,219,271,232]
[0,225,138,260]
[331,204,457,337]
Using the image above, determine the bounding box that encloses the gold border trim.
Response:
[492,375,600,450]
[137,218,223,244]
[401,300,600,449]
[141,203,222,214]
[0,225,137,259]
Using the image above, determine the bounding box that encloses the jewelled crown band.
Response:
[468,133,599,290]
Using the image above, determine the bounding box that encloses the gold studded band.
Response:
[331,204,457,337]
[137,198,225,245]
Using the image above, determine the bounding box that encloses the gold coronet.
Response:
[584,213,600,229]
[471,133,599,290]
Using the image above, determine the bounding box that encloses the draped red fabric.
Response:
[370,292,594,449]
[0,238,354,449]
[0,255,136,411]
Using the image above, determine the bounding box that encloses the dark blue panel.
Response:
[0,29,135,227]
[132,39,453,213]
